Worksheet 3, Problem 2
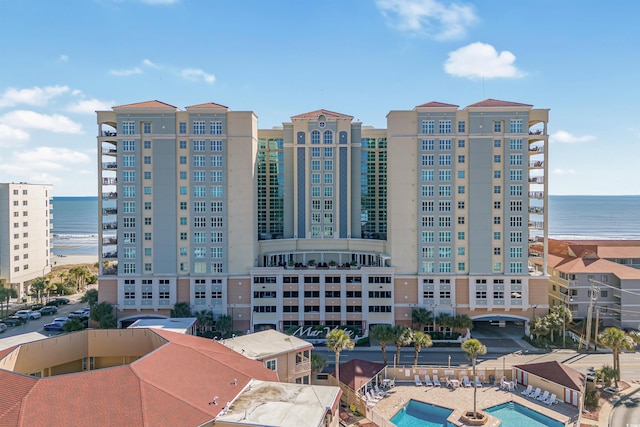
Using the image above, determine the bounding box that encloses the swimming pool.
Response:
[485,402,565,427]
[390,400,455,427]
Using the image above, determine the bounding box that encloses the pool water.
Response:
[390,400,455,427]
[486,402,564,427]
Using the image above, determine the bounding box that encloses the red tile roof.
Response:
[547,239,640,279]
[466,99,533,108]
[330,359,385,391]
[415,101,459,108]
[513,361,584,392]
[112,100,178,110]
[0,329,278,426]
[291,109,353,119]
[185,102,229,109]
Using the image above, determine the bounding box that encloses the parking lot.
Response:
[0,298,88,338]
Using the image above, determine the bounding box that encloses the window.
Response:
[144,232,151,241]
[458,155,465,163]
[144,217,152,225]
[493,121,502,132]
[458,170,465,179]
[510,119,523,133]
[494,170,501,179]
[439,170,451,181]
[494,216,501,225]
[439,139,451,150]
[510,232,523,242]
[180,140,187,149]
[193,140,206,151]
[494,185,501,194]
[422,155,434,166]
[457,231,465,240]
[510,185,523,196]
[458,121,465,133]
[458,201,465,209]
[510,170,523,181]
[179,156,187,164]
[494,201,501,209]
[510,154,523,165]
[210,155,223,167]
[438,185,451,196]
[509,262,523,273]
[493,291,504,300]
[179,122,187,134]
[476,291,487,300]
[311,130,321,144]
[180,217,187,225]
[439,231,451,242]
[458,247,465,255]
[421,139,434,150]
[193,171,206,182]
[439,120,451,134]
[323,131,333,144]
[210,140,223,151]
[193,121,206,135]
[422,120,435,134]
[494,155,501,163]
[122,121,135,135]
[494,231,501,240]
[144,187,151,195]
[144,171,151,179]
[123,217,135,228]
[510,247,523,258]
[439,155,451,165]
[510,139,523,150]
[510,216,523,227]
[210,121,222,135]
[265,359,276,371]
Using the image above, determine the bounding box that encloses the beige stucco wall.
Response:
[227,277,251,332]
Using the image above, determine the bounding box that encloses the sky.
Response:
[0,0,638,196]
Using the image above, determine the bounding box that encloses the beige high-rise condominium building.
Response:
[0,183,53,298]
[96,99,549,335]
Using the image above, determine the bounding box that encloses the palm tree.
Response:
[90,301,116,328]
[546,312,564,343]
[214,314,233,338]
[392,325,412,367]
[461,338,487,419]
[0,288,18,317]
[195,310,214,335]
[598,327,636,387]
[551,305,573,347]
[68,265,91,291]
[80,289,99,307]
[436,313,454,337]
[411,307,432,332]
[412,330,433,366]
[326,328,354,385]
[170,302,192,318]
[29,277,48,303]
[531,316,550,343]
[311,352,327,378]
[44,280,58,302]
[453,314,473,337]
[370,324,395,365]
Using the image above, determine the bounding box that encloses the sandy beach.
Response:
[52,254,99,267]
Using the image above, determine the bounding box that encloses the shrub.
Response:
[584,389,600,411]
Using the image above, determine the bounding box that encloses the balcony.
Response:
[102,192,117,200]
[528,191,544,200]
[102,250,118,259]
[528,206,544,214]
[101,162,117,169]
[102,222,117,230]
[102,207,117,215]
[102,147,117,155]
[528,146,544,154]
[102,177,117,185]
[529,161,544,169]
[102,236,117,245]
[293,360,311,374]
[528,176,544,184]
[102,130,117,137]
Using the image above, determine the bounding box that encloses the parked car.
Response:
[0,323,7,333]
[30,303,44,311]
[69,309,90,320]
[2,316,24,326]
[52,317,70,325]
[45,297,70,307]
[39,306,58,315]
[43,322,65,331]
[15,310,42,320]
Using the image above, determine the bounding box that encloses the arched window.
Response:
[323,130,333,144]
[311,130,321,144]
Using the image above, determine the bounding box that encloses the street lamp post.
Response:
[562,294,572,348]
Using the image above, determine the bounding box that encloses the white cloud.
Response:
[0,85,70,108]
[444,42,524,79]
[143,59,158,68]
[66,98,114,114]
[110,67,143,76]
[0,110,83,134]
[552,168,576,175]
[0,124,30,147]
[376,0,476,39]
[180,68,215,84]
[59,54,69,62]
[550,130,595,144]
[14,147,91,168]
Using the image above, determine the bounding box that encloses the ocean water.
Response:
[52,196,98,256]
[49,195,640,257]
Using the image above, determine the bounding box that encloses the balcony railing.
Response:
[102,237,117,245]
[528,130,544,135]
[102,131,117,137]
[101,162,117,169]
[293,360,311,374]
[529,161,544,168]
[102,178,117,185]
[102,147,117,155]
[528,206,544,214]
[528,191,544,199]
[102,207,117,215]
[528,177,544,184]
[102,192,117,200]
[102,222,117,230]
[528,146,544,153]
[102,251,118,259]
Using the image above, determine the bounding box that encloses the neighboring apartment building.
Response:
[536,239,640,330]
[220,329,313,384]
[0,183,53,298]
[96,99,549,335]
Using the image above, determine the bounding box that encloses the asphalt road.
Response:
[610,388,640,427]
[1,299,87,338]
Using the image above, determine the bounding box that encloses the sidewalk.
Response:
[589,381,640,427]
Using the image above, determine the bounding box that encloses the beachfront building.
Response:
[534,239,640,330]
[0,182,53,298]
[95,99,549,335]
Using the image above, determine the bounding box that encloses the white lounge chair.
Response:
[424,375,434,386]
[521,385,533,396]
[474,376,483,388]
[530,388,542,399]
[433,375,441,387]
[537,390,549,402]
[545,393,557,405]
[414,375,423,386]
[366,390,380,403]
[463,376,472,388]
[374,385,387,398]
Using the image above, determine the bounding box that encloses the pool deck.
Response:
[368,382,575,426]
